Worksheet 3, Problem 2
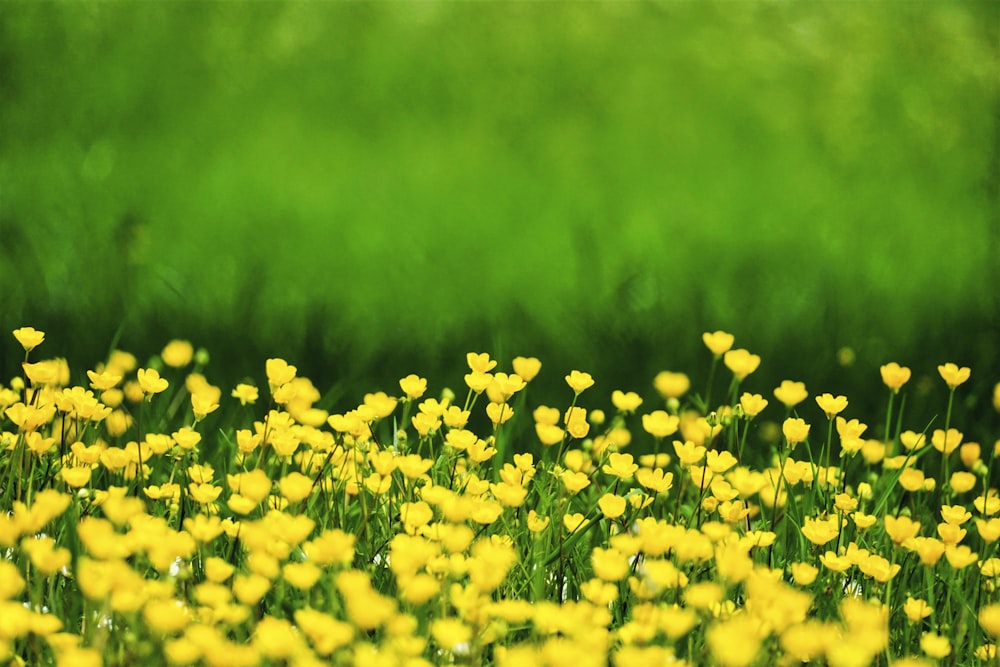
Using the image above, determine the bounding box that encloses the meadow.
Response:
[2,326,1000,666]
[2,3,1000,663]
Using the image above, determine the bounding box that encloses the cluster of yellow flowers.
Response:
[2,326,1000,666]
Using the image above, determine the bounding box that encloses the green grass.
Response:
[1,1,998,410]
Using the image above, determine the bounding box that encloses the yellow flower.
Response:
[231,383,259,406]
[282,561,321,591]
[802,515,840,546]
[980,604,1000,637]
[512,356,541,382]
[706,450,737,474]
[560,470,591,494]
[920,632,951,659]
[563,512,586,533]
[464,371,493,394]
[560,406,587,439]
[773,380,808,408]
[487,401,514,428]
[13,327,45,352]
[136,368,169,396]
[941,505,972,525]
[636,468,674,494]
[641,410,679,438]
[603,452,638,479]
[884,515,921,545]
[591,547,630,581]
[702,330,735,356]
[611,390,643,413]
[937,362,970,389]
[739,392,768,418]
[782,417,810,447]
[653,371,690,399]
[790,562,818,586]
[398,374,427,400]
[265,358,297,389]
[723,349,761,381]
[535,423,565,447]
[815,393,848,419]
[527,510,550,533]
[598,494,627,519]
[161,340,194,368]
[672,440,706,466]
[977,518,1000,542]
[945,544,978,569]
[565,370,595,395]
[904,597,933,623]
[931,428,962,455]
[466,352,497,374]
[880,362,911,393]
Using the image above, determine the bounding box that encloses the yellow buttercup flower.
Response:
[398,374,427,400]
[653,371,690,399]
[13,326,46,353]
[904,597,933,623]
[702,330,735,356]
[565,370,595,395]
[879,362,911,393]
[774,380,808,408]
[161,340,194,368]
[641,410,679,438]
[937,363,970,389]
[739,392,768,418]
[136,368,169,396]
[723,349,761,381]
[512,356,541,382]
[612,390,643,413]
[598,494,627,519]
[815,393,848,419]
[782,417,810,448]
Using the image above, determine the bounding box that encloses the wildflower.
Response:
[527,510,550,533]
[560,470,591,494]
[265,358,297,389]
[487,401,514,428]
[884,515,921,545]
[723,348,761,381]
[977,518,1000,542]
[12,326,45,352]
[565,370,595,395]
[920,632,951,659]
[430,618,472,653]
[937,363,970,389]
[702,330,735,356]
[738,392,768,418]
[563,406,589,438]
[612,390,643,413]
[790,562,818,586]
[904,597,933,623]
[773,380,808,408]
[464,371,492,393]
[707,614,760,667]
[466,352,497,374]
[512,356,541,382]
[931,428,962,455]
[161,340,194,368]
[898,468,926,492]
[231,383,259,405]
[283,561,321,591]
[945,544,978,569]
[819,550,852,573]
[636,467,673,494]
[563,513,587,533]
[603,452,638,479]
[880,362,911,393]
[782,417,810,448]
[136,368,169,396]
[641,410,679,438]
[671,440,705,466]
[653,371,690,399]
[398,374,427,400]
[598,494,627,519]
[981,604,1000,637]
[815,393,848,419]
[802,515,841,546]
[706,450,737,474]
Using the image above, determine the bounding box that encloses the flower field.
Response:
[3,326,1000,666]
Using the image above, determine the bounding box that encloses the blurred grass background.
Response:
[2,1,998,428]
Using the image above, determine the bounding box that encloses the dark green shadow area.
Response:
[2,1,998,433]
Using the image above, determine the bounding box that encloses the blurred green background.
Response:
[2,1,998,426]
